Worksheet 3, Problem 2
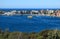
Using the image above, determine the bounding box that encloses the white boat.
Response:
[27,15,32,19]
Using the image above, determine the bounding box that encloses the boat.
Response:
[27,15,32,19]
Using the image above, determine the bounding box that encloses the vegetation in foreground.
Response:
[0,29,60,39]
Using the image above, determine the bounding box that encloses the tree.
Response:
[3,28,10,39]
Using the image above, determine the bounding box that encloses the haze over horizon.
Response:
[0,0,60,8]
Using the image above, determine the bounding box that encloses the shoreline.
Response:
[0,14,60,18]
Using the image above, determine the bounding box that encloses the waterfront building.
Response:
[30,10,39,15]
[0,11,5,14]
[56,10,60,16]
[20,10,27,14]
[26,10,31,14]
[40,10,44,15]
[40,9,44,14]
[45,9,55,16]
[17,11,21,14]
[48,10,54,13]
[11,10,17,13]
[3,11,16,16]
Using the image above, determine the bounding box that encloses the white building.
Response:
[48,10,54,13]
[3,11,16,16]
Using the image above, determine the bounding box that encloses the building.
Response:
[55,10,60,16]
[30,10,39,15]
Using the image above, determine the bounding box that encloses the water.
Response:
[0,15,60,32]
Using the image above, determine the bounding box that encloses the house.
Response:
[56,10,60,17]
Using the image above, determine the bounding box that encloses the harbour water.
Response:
[0,15,60,32]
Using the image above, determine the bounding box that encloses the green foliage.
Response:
[0,29,60,39]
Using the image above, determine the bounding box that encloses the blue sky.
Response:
[0,0,60,8]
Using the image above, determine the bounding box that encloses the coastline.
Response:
[0,14,60,18]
